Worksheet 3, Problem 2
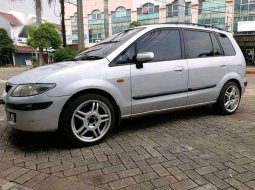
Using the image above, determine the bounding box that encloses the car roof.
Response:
[136,24,230,35]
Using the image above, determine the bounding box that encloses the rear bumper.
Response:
[241,78,248,95]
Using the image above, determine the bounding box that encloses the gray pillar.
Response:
[77,0,85,49]
[104,0,109,38]
[178,0,185,22]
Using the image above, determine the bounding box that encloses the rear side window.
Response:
[210,33,223,56]
[216,33,236,56]
[136,29,182,62]
[184,30,213,58]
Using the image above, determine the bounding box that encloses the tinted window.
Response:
[184,30,213,58]
[210,33,223,56]
[115,44,135,64]
[137,29,181,62]
[216,33,236,56]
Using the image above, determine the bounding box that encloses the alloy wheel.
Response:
[71,100,111,143]
[224,85,240,113]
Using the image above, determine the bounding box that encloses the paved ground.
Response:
[0,66,31,96]
[0,67,254,189]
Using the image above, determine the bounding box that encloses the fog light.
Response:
[10,113,16,123]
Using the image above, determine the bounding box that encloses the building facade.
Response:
[65,0,255,63]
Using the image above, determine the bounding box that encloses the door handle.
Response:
[220,65,227,68]
[174,66,184,72]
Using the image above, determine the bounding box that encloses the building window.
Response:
[167,1,191,16]
[167,1,178,17]
[142,3,155,14]
[88,10,105,43]
[185,2,191,15]
[92,10,101,20]
[115,7,127,17]
[111,7,131,34]
[241,0,255,4]
[71,12,78,36]
[198,0,226,29]
[166,1,191,22]
[137,3,159,25]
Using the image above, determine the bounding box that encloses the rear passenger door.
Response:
[183,30,233,105]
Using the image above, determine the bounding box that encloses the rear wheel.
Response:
[62,94,115,146]
[214,81,241,115]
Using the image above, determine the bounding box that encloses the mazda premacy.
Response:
[3,24,247,145]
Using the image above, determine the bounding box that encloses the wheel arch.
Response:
[226,79,241,92]
[58,88,121,131]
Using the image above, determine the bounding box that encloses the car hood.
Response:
[8,61,92,84]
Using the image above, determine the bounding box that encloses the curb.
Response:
[247,70,255,74]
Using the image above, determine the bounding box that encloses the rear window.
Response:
[184,30,213,58]
[216,33,236,56]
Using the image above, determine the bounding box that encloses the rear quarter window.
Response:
[216,33,236,56]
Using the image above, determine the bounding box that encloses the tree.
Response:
[60,0,66,47]
[27,23,62,64]
[11,0,54,66]
[129,21,141,28]
[0,28,15,65]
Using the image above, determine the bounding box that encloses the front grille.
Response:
[5,83,13,93]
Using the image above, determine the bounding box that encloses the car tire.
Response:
[62,94,116,146]
[214,81,241,115]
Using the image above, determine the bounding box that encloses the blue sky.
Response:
[0,0,61,24]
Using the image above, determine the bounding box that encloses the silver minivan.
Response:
[3,24,247,145]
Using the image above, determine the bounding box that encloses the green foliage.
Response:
[25,25,36,37]
[31,55,37,63]
[129,21,141,28]
[27,23,62,50]
[53,48,77,62]
[0,28,15,57]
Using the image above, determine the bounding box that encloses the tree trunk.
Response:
[35,0,44,66]
[60,0,66,47]
[77,0,85,50]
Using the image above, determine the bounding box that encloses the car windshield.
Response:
[75,28,144,60]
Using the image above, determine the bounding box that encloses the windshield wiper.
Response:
[75,55,103,60]
[94,40,120,46]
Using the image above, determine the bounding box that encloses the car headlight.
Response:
[11,84,56,97]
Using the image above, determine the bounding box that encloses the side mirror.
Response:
[136,52,154,69]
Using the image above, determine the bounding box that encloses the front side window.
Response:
[184,30,214,58]
[136,29,182,62]
[115,44,135,64]
[216,33,236,56]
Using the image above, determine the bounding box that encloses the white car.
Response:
[3,24,247,146]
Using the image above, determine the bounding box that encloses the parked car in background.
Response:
[3,23,247,146]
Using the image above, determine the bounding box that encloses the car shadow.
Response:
[8,105,213,152]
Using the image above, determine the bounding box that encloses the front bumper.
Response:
[4,92,70,132]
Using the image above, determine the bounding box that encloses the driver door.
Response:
[131,29,189,114]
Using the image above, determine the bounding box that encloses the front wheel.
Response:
[62,94,116,146]
[214,82,241,115]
